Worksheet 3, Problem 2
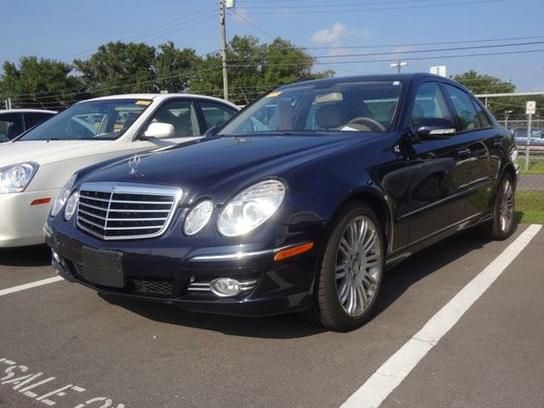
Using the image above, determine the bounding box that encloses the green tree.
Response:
[190,35,334,104]
[155,42,199,93]
[0,56,83,110]
[74,42,157,96]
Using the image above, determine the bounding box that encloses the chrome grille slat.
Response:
[107,208,171,213]
[107,217,168,222]
[76,182,183,240]
[78,202,109,212]
[79,195,110,203]
[104,225,163,231]
[109,200,174,205]
[78,209,107,221]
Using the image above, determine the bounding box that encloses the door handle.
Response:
[457,148,471,157]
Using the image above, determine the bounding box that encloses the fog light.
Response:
[210,278,241,297]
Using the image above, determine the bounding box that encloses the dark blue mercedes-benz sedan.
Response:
[46,74,518,331]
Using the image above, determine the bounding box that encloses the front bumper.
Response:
[0,189,59,247]
[46,222,321,317]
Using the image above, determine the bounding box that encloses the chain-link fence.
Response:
[495,119,544,224]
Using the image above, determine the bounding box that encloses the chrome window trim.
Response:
[76,182,183,241]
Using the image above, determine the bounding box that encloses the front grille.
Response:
[77,182,182,240]
[131,279,175,296]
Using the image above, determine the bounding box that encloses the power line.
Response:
[242,0,434,9]
[243,0,502,14]
[58,3,217,60]
[226,47,544,67]
[226,41,544,62]
[302,35,544,50]
[232,10,276,40]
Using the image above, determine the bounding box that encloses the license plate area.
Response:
[81,247,124,288]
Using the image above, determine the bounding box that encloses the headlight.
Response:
[0,162,39,194]
[184,200,214,236]
[218,180,286,237]
[51,175,77,217]
[64,192,79,221]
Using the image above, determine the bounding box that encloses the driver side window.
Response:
[411,82,452,128]
[148,100,200,137]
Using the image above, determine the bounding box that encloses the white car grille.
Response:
[76,182,183,240]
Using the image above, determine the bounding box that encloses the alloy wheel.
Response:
[498,178,514,232]
[334,215,381,317]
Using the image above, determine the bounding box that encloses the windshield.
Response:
[19,99,152,141]
[221,80,402,135]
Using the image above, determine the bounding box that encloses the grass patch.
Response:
[519,158,544,175]
[515,190,544,224]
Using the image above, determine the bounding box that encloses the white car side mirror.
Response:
[144,122,175,139]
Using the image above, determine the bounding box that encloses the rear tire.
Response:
[483,173,516,240]
[311,202,385,332]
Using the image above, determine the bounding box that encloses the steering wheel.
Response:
[343,117,386,132]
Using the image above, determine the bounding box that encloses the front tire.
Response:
[313,203,385,331]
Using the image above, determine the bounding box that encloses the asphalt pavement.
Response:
[0,225,542,408]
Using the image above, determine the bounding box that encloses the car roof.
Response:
[82,93,239,110]
[277,73,454,90]
[0,109,57,114]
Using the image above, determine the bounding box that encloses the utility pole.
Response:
[390,60,407,73]
[219,0,229,101]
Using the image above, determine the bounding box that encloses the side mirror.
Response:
[415,118,456,139]
[204,125,219,137]
[144,122,175,139]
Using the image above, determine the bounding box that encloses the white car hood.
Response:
[0,140,122,167]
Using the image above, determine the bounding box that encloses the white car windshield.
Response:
[19,99,152,141]
[220,80,402,135]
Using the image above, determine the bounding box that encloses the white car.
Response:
[0,93,238,247]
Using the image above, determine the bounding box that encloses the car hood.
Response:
[80,134,375,200]
[0,140,122,167]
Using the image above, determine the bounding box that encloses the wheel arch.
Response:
[325,187,394,255]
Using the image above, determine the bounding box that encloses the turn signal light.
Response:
[274,242,314,262]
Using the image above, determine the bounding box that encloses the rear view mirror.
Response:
[144,122,175,139]
[415,118,456,139]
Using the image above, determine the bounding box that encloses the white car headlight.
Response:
[51,175,77,217]
[64,192,79,221]
[184,200,214,236]
[218,180,286,237]
[0,162,39,194]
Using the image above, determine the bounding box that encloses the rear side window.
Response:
[199,101,236,130]
[0,112,24,141]
[25,112,55,129]
[472,100,492,128]
[443,84,481,131]
[411,82,452,127]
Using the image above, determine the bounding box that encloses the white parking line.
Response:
[341,224,542,408]
[0,276,64,297]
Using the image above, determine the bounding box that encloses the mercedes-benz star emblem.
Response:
[128,154,141,175]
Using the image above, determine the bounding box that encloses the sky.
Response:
[1,0,544,91]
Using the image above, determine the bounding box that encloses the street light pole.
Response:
[219,0,229,101]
